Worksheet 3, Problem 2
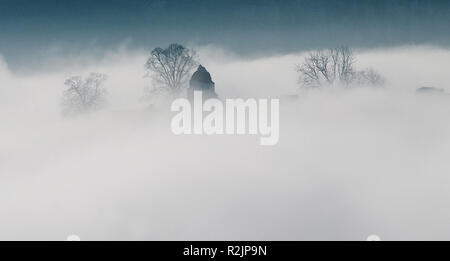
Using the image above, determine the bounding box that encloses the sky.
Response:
[2,0,450,69]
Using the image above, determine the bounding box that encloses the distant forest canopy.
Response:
[1,0,450,69]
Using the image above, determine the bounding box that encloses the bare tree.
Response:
[62,73,107,115]
[297,46,355,88]
[145,43,198,96]
[297,46,384,88]
[353,68,385,87]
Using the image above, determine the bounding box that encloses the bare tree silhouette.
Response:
[353,68,385,87]
[62,73,107,115]
[297,46,384,89]
[145,43,198,96]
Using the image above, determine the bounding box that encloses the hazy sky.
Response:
[2,0,450,69]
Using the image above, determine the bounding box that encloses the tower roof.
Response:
[190,65,214,85]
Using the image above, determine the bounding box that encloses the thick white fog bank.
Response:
[1,46,450,240]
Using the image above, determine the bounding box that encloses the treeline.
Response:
[62,43,384,115]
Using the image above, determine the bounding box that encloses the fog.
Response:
[1,45,450,240]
